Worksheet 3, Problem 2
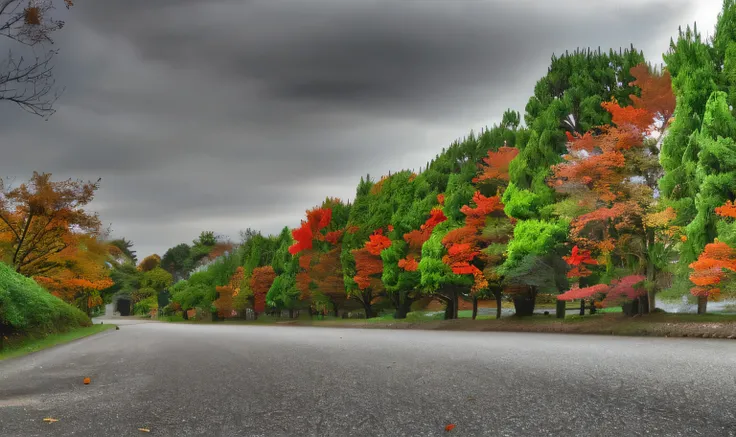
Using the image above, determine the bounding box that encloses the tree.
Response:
[34,235,113,316]
[499,219,569,315]
[140,267,173,292]
[394,200,448,317]
[161,243,192,281]
[681,92,736,265]
[440,146,520,319]
[0,172,101,277]
[137,254,161,273]
[508,46,647,219]
[289,199,351,316]
[350,229,391,318]
[250,266,276,316]
[0,0,74,117]
[266,273,301,318]
[108,238,137,263]
[552,64,677,312]
[688,201,736,314]
[214,266,245,319]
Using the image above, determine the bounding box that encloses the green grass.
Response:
[0,324,116,361]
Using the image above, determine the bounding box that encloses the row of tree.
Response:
[2,2,735,320]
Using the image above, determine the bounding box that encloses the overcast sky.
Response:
[0,0,723,259]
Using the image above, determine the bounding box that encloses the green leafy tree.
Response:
[141,267,174,292]
[500,219,569,315]
[161,243,192,281]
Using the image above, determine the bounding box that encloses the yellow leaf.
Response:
[138,428,151,432]
[43,418,59,423]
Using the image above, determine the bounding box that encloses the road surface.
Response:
[1,321,735,436]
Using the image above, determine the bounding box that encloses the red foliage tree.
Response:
[250,266,276,314]
[563,245,598,279]
[351,243,385,318]
[401,207,447,264]
[365,229,392,255]
[557,284,610,301]
[289,202,350,316]
[473,146,520,185]
[601,275,647,307]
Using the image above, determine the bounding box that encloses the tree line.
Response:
[2,1,735,321]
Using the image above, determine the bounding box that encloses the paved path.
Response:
[1,321,735,436]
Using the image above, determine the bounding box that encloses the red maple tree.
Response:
[563,245,598,279]
[400,206,447,270]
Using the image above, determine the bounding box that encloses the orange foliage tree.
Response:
[0,172,102,277]
[214,266,245,319]
[34,235,113,316]
[688,203,736,312]
[250,266,276,316]
[137,254,161,272]
[553,64,676,313]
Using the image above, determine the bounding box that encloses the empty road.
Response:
[1,320,735,436]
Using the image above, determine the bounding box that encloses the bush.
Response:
[0,262,91,335]
[133,296,157,315]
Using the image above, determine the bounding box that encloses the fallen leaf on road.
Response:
[445,424,456,432]
[83,377,91,385]
[43,418,59,423]
[138,428,150,432]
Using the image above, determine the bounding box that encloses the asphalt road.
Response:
[1,321,736,437]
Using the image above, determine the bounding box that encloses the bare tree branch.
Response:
[0,0,73,118]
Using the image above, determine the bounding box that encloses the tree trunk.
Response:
[493,288,503,319]
[392,292,413,319]
[647,290,656,313]
[556,299,566,319]
[0,322,9,352]
[512,287,537,317]
[472,296,478,320]
[289,309,294,319]
[453,290,459,320]
[394,300,411,319]
[639,295,649,315]
[644,227,657,314]
[589,300,596,315]
[362,301,374,319]
[579,299,585,316]
[332,301,339,318]
[357,291,374,319]
[443,297,454,320]
[697,295,708,314]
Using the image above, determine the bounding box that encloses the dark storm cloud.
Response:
[76,0,690,117]
[0,0,710,258]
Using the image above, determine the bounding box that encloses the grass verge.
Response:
[0,324,116,361]
[161,311,736,339]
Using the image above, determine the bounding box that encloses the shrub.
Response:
[0,262,91,335]
[133,296,158,315]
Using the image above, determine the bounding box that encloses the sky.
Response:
[0,0,724,259]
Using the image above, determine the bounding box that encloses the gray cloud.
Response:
[0,0,717,258]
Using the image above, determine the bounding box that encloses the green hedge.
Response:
[0,262,91,335]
